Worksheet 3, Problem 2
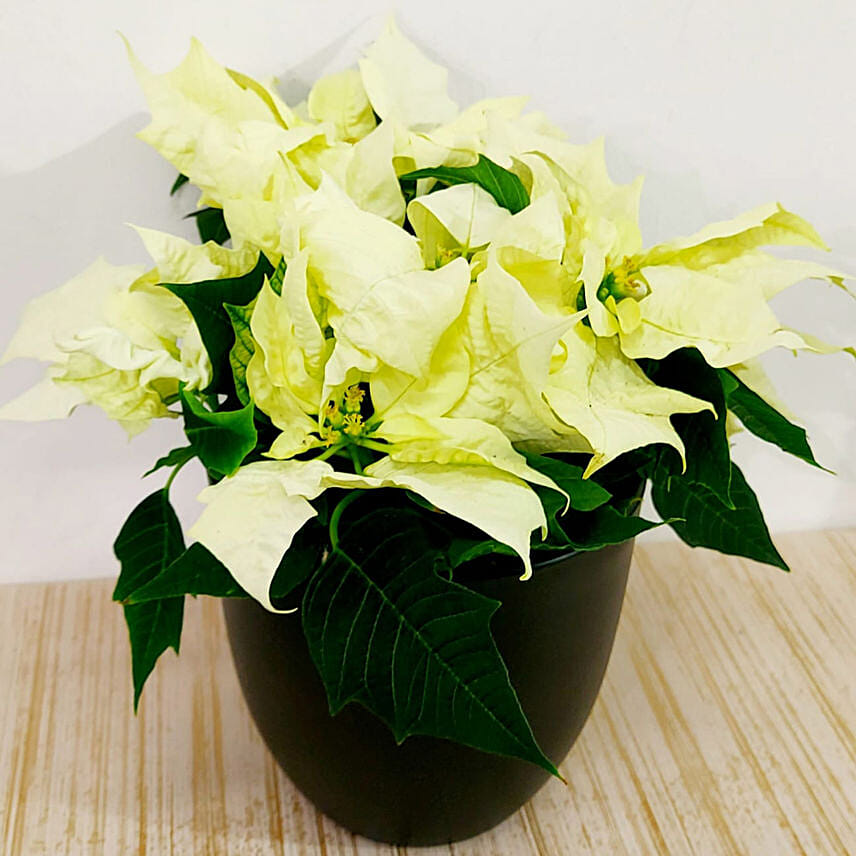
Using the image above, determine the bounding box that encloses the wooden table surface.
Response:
[2,530,855,855]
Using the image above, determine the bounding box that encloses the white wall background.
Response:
[1,0,854,584]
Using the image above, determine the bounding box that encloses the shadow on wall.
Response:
[272,15,488,110]
[0,117,204,585]
[0,114,194,352]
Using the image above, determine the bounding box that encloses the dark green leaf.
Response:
[269,518,327,603]
[399,154,530,214]
[170,173,189,195]
[224,301,256,406]
[643,348,734,508]
[123,600,184,711]
[448,538,516,569]
[302,509,559,777]
[719,369,825,470]
[180,388,257,476]
[532,503,662,551]
[143,445,195,478]
[554,503,660,552]
[113,490,186,602]
[160,254,272,394]
[112,489,186,708]
[522,452,612,511]
[185,206,230,245]
[269,257,287,296]
[399,177,418,206]
[125,543,246,603]
[125,518,326,607]
[651,460,788,571]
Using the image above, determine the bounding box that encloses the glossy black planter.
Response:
[223,539,634,846]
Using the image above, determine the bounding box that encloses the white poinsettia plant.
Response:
[2,19,853,776]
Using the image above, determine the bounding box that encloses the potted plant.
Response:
[1,18,852,847]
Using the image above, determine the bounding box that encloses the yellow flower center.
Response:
[320,384,371,444]
[343,384,365,412]
[604,260,649,302]
[342,413,365,436]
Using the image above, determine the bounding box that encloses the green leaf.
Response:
[113,489,186,601]
[123,601,184,711]
[553,503,660,552]
[268,257,287,296]
[643,348,734,508]
[399,154,530,214]
[719,369,826,470]
[125,518,327,606]
[170,173,189,195]
[124,543,246,603]
[651,460,788,571]
[160,254,272,394]
[185,206,230,245]
[517,453,652,554]
[269,517,327,603]
[448,537,516,569]
[522,452,612,511]
[112,489,186,709]
[224,301,256,406]
[143,445,195,478]
[180,388,257,477]
[302,508,560,777]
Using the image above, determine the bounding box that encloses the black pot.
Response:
[223,539,634,846]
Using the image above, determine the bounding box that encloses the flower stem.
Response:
[315,442,346,462]
[165,455,191,493]
[348,445,365,474]
[355,438,391,454]
[328,491,363,551]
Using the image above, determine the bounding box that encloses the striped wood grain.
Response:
[1,530,855,855]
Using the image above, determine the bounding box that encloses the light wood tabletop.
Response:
[2,529,855,855]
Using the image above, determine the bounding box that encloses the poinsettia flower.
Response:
[581,203,852,366]
[246,250,329,459]
[0,236,253,433]
[292,177,471,393]
[0,259,194,433]
[126,36,319,193]
[543,327,713,476]
[408,183,512,268]
[126,37,330,251]
[445,257,585,448]
[442,255,712,474]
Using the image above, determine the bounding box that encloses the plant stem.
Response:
[165,456,191,493]
[355,438,391,454]
[315,443,346,462]
[328,491,363,551]
[348,445,365,474]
